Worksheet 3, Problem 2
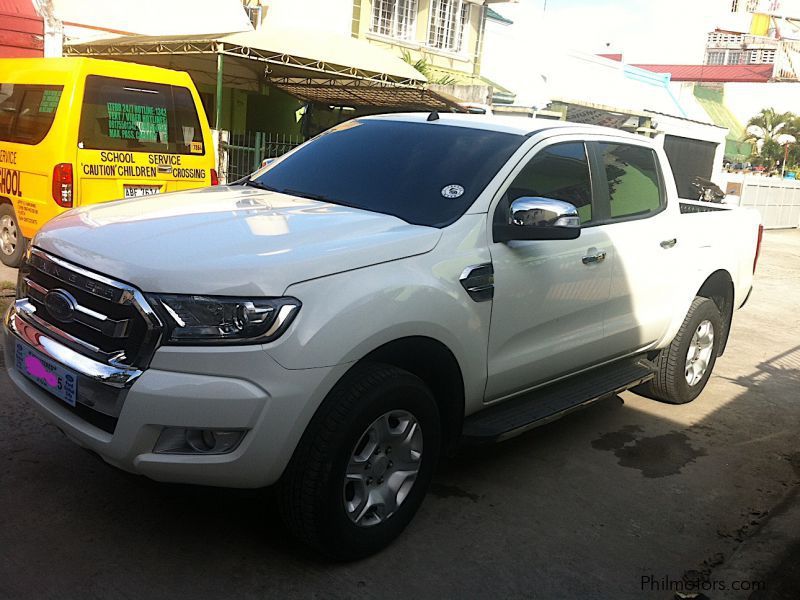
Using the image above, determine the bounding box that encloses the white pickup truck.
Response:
[3,114,762,559]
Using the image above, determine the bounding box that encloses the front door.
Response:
[485,140,615,400]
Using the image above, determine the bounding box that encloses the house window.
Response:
[762,49,776,63]
[728,50,743,64]
[371,0,418,40]
[707,51,725,65]
[428,0,470,53]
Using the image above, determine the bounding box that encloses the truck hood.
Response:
[34,186,442,296]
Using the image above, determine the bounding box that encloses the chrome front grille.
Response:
[18,248,162,369]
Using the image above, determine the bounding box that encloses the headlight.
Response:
[148,294,301,345]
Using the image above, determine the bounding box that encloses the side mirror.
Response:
[493,197,581,243]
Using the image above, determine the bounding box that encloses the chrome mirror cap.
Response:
[493,196,582,243]
[509,197,580,228]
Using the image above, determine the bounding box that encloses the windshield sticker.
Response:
[107,102,168,143]
[190,141,203,154]
[441,184,465,199]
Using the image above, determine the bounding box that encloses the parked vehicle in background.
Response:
[3,114,763,560]
[0,57,217,267]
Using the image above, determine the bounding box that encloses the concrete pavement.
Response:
[0,231,798,599]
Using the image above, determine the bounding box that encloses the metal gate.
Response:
[220,131,303,182]
[737,177,800,229]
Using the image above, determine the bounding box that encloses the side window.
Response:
[499,142,593,224]
[0,84,63,145]
[596,143,663,220]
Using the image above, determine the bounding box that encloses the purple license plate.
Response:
[15,341,77,407]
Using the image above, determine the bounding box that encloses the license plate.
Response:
[124,186,161,198]
[15,342,78,407]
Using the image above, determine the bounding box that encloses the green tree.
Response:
[400,50,458,86]
[744,108,797,169]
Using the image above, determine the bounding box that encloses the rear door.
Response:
[76,75,211,205]
[590,140,681,355]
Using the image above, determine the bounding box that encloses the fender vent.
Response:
[459,264,494,303]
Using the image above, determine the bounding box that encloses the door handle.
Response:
[582,251,607,265]
[660,238,678,249]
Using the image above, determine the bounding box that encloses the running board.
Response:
[462,356,656,444]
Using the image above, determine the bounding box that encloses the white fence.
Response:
[724,175,800,229]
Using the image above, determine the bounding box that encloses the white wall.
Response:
[52,0,253,42]
[724,82,800,124]
[262,0,352,37]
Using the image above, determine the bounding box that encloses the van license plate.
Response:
[124,186,161,198]
[15,342,78,407]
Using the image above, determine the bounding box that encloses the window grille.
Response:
[371,0,418,40]
[427,0,470,52]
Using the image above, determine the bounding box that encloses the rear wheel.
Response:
[636,297,723,404]
[279,363,441,560]
[0,204,26,268]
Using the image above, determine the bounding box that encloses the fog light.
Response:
[154,427,245,455]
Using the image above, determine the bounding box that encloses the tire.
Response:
[278,363,441,560]
[0,204,26,268]
[635,296,724,405]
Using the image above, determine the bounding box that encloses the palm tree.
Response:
[744,108,796,168]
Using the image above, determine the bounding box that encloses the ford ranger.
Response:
[2,114,763,559]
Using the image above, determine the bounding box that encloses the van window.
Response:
[0,84,63,145]
[78,76,204,155]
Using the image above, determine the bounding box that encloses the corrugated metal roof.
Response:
[0,0,43,58]
[486,8,513,25]
[633,64,773,83]
[0,0,38,16]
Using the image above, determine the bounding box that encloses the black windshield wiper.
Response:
[239,179,280,192]
[278,188,337,203]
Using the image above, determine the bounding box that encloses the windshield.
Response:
[247,119,524,228]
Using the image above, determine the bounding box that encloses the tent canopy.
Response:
[65,28,464,113]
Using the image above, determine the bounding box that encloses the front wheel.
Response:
[635,296,723,404]
[0,204,26,268]
[278,363,441,560]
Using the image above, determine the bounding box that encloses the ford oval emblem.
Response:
[44,289,78,323]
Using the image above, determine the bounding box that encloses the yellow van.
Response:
[0,57,217,267]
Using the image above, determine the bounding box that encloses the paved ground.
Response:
[1,231,799,600]
[0,263,15,285]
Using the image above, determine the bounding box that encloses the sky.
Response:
[496,0,734,64]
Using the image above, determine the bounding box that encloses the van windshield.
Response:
[78,75,205,155]
[247,119,524,228]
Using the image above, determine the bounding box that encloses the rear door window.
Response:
[0,84,63,145]
[596,142,664,220]
[78,75,204,155]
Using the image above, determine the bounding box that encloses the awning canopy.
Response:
[64,28,464,112]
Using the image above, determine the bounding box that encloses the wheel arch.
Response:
[354,336,465,455]
[696,269,735,356]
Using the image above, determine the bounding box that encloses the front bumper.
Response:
[3,303,349,488]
